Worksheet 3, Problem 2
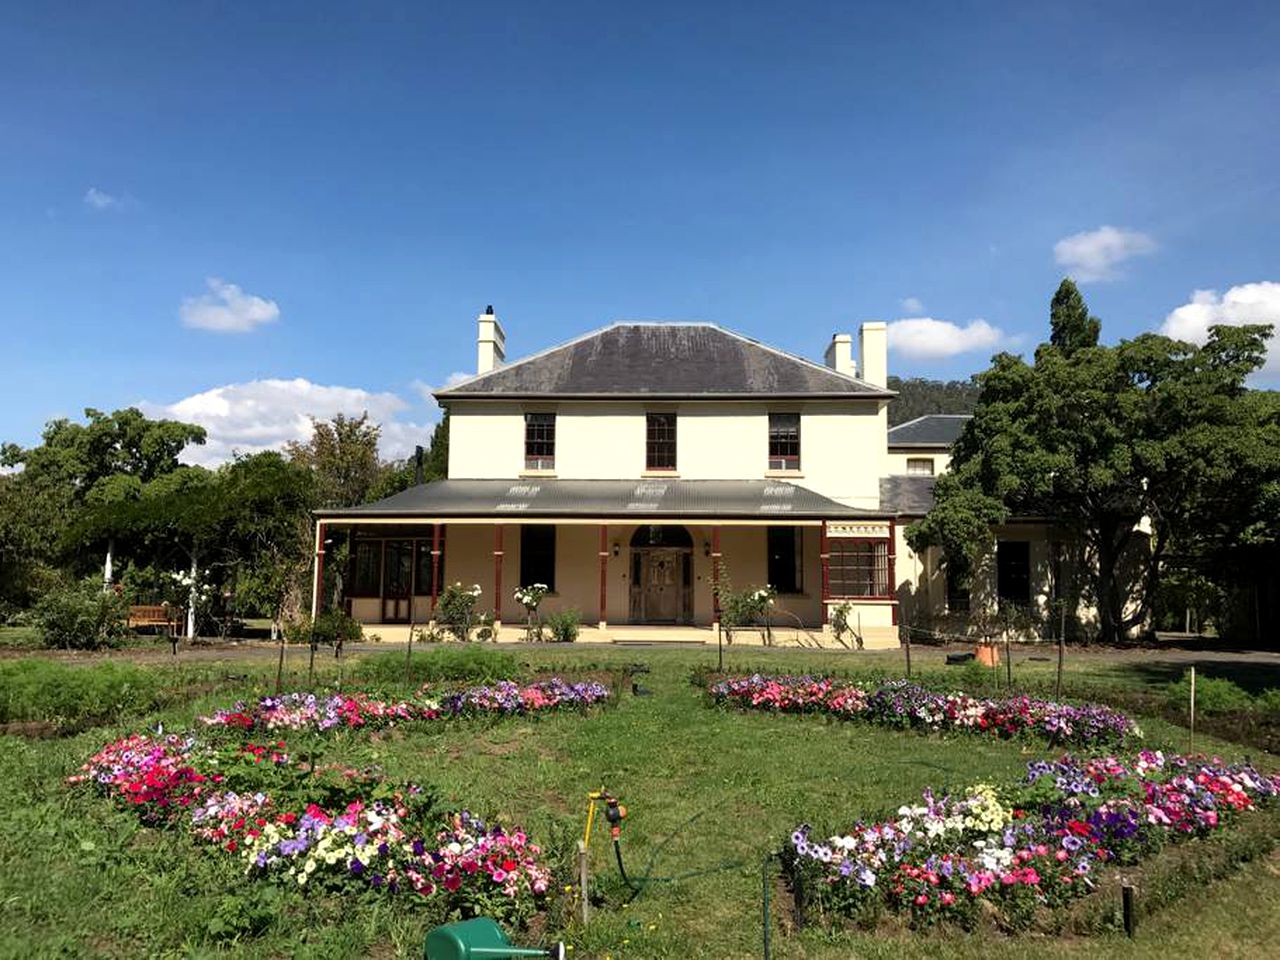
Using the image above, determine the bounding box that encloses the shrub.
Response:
[438,582,484,642]
[282,610,363,646]
[1165,670,1254,715]
[32,579,128,650]
[543,608,581,643]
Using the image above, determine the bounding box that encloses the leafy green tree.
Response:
[908,285,1278,645]
[1045,278,1101,357]
[886,377,980,426]
[1,408,206,603]
[285,413,383,508]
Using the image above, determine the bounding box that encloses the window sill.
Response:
[764,470,804,479]
[519,469,558,478]
[641,470,679,478]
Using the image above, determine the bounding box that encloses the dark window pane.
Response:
[828,539,889,597]
[768,413,801,470]
[524,413,556,470]
[767,526,802,593]
[519,525,556,592]
[384,541,413,598]
[351,541,382,596]
[646,413,677,470]
[997,540,1031,607]
[945,563,970,613]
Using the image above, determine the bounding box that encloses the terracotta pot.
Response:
[975,643,1000,667]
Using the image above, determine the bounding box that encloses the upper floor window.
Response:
[646,413,677,470]
[767,413,801,470]
[906,457,934,476]
[524,412,555,470]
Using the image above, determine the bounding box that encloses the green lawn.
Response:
[0,644,1276,959]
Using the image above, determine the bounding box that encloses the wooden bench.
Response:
[127,605,182,633]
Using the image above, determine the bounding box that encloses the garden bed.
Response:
[67,676,612,929]
[784,750,1280,934]
[707,674,1139,747]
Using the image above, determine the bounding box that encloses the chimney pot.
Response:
[824,333,856,378]
[477,307,506,374]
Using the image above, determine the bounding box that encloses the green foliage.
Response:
[542,608,581,643]
[283,610,363,646]
[437,581,485,641]
[354,645,520,686]
[32,578,128,650]
[1045,277,1101,357]
[0,659,169,728]
[716,581,776,642]
[284,412,384,508]
[886,375,980,426]
[1166,671,1255,715]
[908,282,1280,644]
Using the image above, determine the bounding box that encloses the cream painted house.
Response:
[310,310,1041,648]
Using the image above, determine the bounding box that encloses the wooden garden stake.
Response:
[1004,633,1012,688]
[1189,666,1196,755]
[1056,602,1065,699]
[576,839,591,924]
[1121,882,1136,937]
[904,621,912,678]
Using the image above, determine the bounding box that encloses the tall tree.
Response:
[908,285,1278,644]
[285,413,384,508]
[1045,278,1101,357]
[1,408,206,596]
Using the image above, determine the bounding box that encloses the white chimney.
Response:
[824,333,856,377]
[859,322,888,388]
[476,305,505,374]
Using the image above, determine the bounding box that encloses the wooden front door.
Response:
[381,540,413,623]
[645,550,682,622]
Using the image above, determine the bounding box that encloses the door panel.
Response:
[645,551,679,622]
[382,540,413,623]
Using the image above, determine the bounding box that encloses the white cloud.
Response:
[900,296,925,314]
[83,187,120,211]
[1053,225,1156,282]
[179,278,280,333]
[143,378,435,466]
[411,371,471,405]
[1160,281,1280,376]
[886,317,1005,360]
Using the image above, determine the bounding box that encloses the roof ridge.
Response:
[713,326,893,393]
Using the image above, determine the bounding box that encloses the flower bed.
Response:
[710,675,1138,746]
[787,750,1280,931]
[200,678,611,733]
[67,676,608,923]
[69,729,553,923]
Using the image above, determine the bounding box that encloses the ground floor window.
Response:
[413,536,445,596]
[997,540,1031,608]
[349,534,444,599]
[945,562,970,612]
[829,538,889,598]
[767,526,803,593]
[519,525,556,591]
[351,540,382,596]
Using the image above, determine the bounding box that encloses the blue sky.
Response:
[3,1,1278,462]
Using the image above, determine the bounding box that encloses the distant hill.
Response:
[886,375,981,426]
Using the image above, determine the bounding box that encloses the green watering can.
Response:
[424,918,565,960]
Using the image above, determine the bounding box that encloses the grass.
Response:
[0,643,1277,958]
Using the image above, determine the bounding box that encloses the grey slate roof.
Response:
[436,323,893,400]
[318,478,882,520]
[879,476,937,517]
[887,414,972,448]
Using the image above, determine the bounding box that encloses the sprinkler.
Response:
[424,917,565,960]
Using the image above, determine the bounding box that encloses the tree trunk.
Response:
[186,553,198,640]
[102,538,115,592]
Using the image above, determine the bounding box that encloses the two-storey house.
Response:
[312,310,994,647]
